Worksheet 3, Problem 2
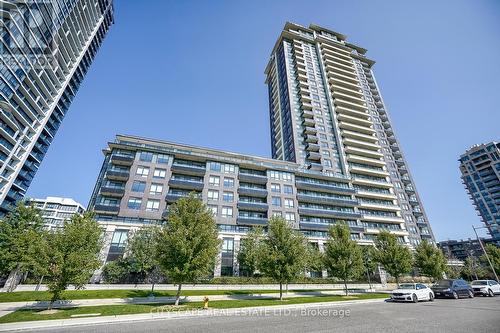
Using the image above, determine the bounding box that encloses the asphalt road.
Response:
[11,296,500,333]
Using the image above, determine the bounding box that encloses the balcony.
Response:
[298,207,361,219]
[166,193,187,203]
[106,170,130,181]
[306,152,321,161]
[303,126,317,135]
[110,154,134,166]
[100,186,125,197]
[237,201,268,212]
[305,143,320,152]
[238,187,268,198]
[299,222,332,232]
[421,234,433,239]
[302,110,314,118]
[238,173,268,185]
[93,204,119,214]
[236,216,268,227]
[305,134,318,143]
[297,194,358,206]
[417,220,427,227]
[170,163,206,176]
[296,180,355,194]
[168,178,204,191]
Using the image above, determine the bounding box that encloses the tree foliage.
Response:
[361,245,378,288]
[323,223,364,295]
[481,244,500,278]
[414,240,447,281]
[258,216,308,300]
[237,227,263,277]
[45,212,103,306]
[156,193,220,305]
[0,202,47,291]
[374,231,413,285]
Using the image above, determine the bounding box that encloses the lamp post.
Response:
[472,225,499,282]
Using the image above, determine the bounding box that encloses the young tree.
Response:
[156,194,220,306]
[0,202,46,291]
[323,223,364,295]
[45,212,103,308]
[414,240,447,282]
[237,227,263,277]
[258,216,308,300]
[481,244,500,279]
[374,231,413,285]
[305,242,324,276]
[361,246,378,289]
[461,256,488,280]
[126,227,160,293]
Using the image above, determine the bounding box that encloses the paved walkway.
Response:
[0,290,385,318]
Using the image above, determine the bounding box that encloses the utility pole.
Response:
[472,225,499,282]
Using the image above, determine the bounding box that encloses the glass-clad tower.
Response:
[0,0,114,214]
[265,23,434,245]
[459,142,500,241]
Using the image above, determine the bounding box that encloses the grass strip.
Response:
[0,293,387,324]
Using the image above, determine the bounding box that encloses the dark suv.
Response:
[431,279,474,299]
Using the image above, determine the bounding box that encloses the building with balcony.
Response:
[459,142,500,241]
[438,238,498,261]
[265,23,434,245]
[89,135,411,277]
[30,196,85,230]
[0,0,114,215]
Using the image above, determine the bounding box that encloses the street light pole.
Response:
[472,225,499,282]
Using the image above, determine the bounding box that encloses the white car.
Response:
[471,280,500,297]
[391,283,435,303]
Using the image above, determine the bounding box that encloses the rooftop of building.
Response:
[460,141,499,159]
[30,196,85,208]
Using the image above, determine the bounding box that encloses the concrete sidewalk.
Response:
[0,289,386,318]
[0,298,386,332]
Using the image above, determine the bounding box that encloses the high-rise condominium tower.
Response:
[0,0,114,214]
[459,142,500,241]
[265,23,433,245]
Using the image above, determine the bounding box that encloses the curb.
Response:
[0,298,387,332]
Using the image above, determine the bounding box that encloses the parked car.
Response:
[471,280,500,297]
[431,279,474,299]
[390,283,435,303]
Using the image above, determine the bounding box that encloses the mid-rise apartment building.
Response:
[30,196,85,230]
[0,0,114,215]
[459,142,500,240]
[265,23,433,245]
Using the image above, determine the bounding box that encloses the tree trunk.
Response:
[395,276,399,287]
[366,270,372,290]
[286,283,288,295]
[35,276,44,292]
[150,282,155,296]
[174,283,182,306]
[8,265,21,292]
[344,279,348,296]
[279,282,283,301]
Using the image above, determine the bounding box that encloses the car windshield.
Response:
[434,280,451,287]
[471,281,487,285]
[398,284,415,289]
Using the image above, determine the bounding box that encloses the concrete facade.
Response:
[30,196,85,230]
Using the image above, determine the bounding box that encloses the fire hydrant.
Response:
[203,296,209,309]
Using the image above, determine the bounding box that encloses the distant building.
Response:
[437,238,497,261]
[459,142,500,240]
[31,196,85,229]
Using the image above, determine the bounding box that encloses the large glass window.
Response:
[209,176,220,187]
[146,199,160,212]
[136,166,149,177]
[223,191,234,202]
[208,190,219,201]
[131,181,146,193]
[127,198,142,210]
[221,206,233,217]
[224,177,234,188]
[153,169,166,178]
[140,151,153,162]
[157,154,169,164]
[149,183,163,195]
[272,197,281,207]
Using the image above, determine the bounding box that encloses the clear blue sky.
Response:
[26,0,500,241]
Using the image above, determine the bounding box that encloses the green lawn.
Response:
[0,293,388,324]
[0,288,346,303]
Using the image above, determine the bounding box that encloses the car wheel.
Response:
[468,290,474,298]
[412,294,418,303]
[452,291,459,299]
[488,289,494,297]
[429,293,434,302]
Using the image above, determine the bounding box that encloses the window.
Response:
[271,183,281,193]
[136,166,149,177]
[208,190,219,201]
[209,176,220,187]
[131,181,146,193]
[140,151,153,162]
[224,177,234,187]
[223,191,234,202]
[157,154,169,164]
[284,185,293,194]
[127,198,142,210]
[284,198,294,208]
[149,183,163,195]
[282,172,292,182]
[146,199,160,212]
[272,211,282,217]
[272,197,281,207]
[324,159,332,167]
[223,164,235,173]
[153,169,166,178]
[221,206,233,218]
[210,162,221,171]
[269,171,280,179]
[208,205,218,216]
[285,212,295,222]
